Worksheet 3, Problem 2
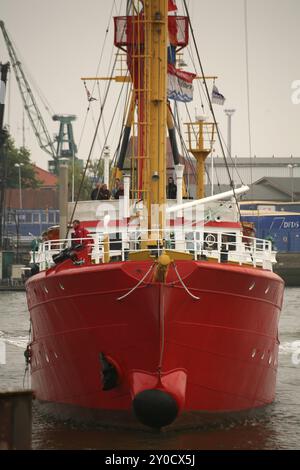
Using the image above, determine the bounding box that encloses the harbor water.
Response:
[0,289,299,450]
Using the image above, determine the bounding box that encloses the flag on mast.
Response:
[84,81,97,102]
[211,85,226,105]
[167,64,196,102]
[168,0,177,12]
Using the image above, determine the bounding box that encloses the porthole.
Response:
[249,282,255,291]
[59,283,65,290]
[251,349,256,358]
[265,286,270,294]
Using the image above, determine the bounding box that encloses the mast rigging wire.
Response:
[76,0,121,155]
[244,0,253,194]
[172,101,199,193]
[178,0,244,190]
[67,52,121,234]
[182,0,242,219]
[108,78,133,170]
[175,5,244,192]
[170,104,208,191]
[94,71,130,174]
[90,70,131,199]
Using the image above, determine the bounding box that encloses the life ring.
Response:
[204,234,216,247]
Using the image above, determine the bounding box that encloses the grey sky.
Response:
[1,0,300,170]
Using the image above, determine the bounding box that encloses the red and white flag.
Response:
[167,64,196,102]
[168,0,177,12]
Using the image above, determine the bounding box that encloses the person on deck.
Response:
[112,178,121,199]
[166,176,177,199]
[114,183,124,200]
[91,183,101,200]
[71,220,90,248]
[99,184,111,200]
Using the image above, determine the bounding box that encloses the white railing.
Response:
[29,228,276,272]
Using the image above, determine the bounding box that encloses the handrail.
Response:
[30,227,275,272]
[39,231,272,252]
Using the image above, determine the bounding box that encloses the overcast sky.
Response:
[1,0,300,170]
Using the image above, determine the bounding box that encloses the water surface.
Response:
[0,289,299,450]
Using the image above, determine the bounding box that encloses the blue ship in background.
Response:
[240,202,300,253]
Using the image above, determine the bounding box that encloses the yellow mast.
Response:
[186,120,215,199]
[144,0,168,236]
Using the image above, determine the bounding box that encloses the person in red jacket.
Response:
[71,220,90,248]
[53,220,91,265]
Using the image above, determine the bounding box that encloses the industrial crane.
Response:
[0,21,77,173]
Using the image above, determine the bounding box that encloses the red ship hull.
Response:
[26,259,284,428]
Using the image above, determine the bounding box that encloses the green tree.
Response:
[0,130,41,188]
